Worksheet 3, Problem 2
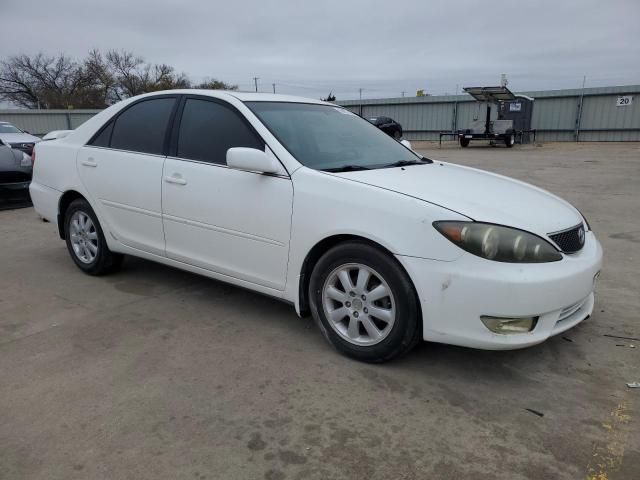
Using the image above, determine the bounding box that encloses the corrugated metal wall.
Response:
[0,109,100,136]
[1,85,638,142]
[340,85,640,142]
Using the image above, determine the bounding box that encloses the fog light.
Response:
[481,316,538,334]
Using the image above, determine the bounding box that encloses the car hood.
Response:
[331,162,583,235]
[0,132,41,144]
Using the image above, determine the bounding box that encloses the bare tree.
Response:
[194,78,238,90]
[83,49,117,107]
[103,51,190,101]
[0,53,93,108]
[0,50,235,109]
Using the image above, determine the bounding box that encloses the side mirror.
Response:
[226,147,281,174]
[400,139,413,150]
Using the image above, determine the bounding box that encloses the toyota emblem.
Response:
[578,226,585,245]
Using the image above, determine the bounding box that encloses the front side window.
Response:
[246,102,418,171]
[108,97,176,155]
[177,98,263,165]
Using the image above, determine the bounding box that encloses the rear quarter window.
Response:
[90,122,113,147]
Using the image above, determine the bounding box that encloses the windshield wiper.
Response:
[381,158,433,168]
[322,165,372,172]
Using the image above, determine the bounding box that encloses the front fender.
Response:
[283,167,466,308]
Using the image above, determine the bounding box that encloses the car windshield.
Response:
[246,102,419,171]
[0,123,23,134]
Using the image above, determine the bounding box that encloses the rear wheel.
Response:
[64,198,123,275]
[459,137,470,147]
[309,241,421,363]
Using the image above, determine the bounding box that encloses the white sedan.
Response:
[30,90,602,362]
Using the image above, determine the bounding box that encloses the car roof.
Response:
[130,89,333,106]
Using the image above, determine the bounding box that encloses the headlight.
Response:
[20,152,32,167]
[433,221,562,263]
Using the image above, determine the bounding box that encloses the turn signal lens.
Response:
[434,221,562,263]
[481,316,538,334]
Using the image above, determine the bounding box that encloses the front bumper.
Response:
[397,231,603,349]
[0,180,30,191]
[0,170,32,191]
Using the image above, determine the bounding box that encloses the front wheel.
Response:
[64,198,123,275]
[309,241,421,363]
[459,137,470,147]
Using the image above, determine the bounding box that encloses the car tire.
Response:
[64,198,123,275]
[504,132,515,148]
[459,137,470,147]
[309,241,421,363]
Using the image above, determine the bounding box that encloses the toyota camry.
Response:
[29,90,603,362]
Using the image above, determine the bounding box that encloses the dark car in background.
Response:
[0,140,33,192]
[0,121,40,157]
[367,116,403,139]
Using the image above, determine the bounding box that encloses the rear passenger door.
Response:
[78,96,177,256]
[161,96,293,291]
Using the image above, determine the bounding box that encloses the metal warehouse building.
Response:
[1,84,638,142]
[338,85,640,142]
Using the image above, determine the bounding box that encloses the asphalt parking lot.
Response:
[1,142,638,480]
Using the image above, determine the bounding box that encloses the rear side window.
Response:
[109,98,176,155]
[177,99,263,165]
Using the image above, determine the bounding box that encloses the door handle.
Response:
[81,158,97,167]
[164,175,187,185]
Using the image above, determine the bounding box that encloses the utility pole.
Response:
[272,83,276,94]
[253,77,260,92]
[358,88,363,116]
[575,75,586,142]
[401,91,406,97]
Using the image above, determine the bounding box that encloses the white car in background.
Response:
[29,90,602,362]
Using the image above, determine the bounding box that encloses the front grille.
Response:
[9,143,34,156]
[0,171,31,184]
[549,224,585,253]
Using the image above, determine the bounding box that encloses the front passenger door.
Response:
[161,97,293,291]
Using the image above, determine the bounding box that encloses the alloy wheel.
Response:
[69,211,99,264]
[321,263,396,346]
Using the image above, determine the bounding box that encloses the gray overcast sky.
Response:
[2,0,639,100]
